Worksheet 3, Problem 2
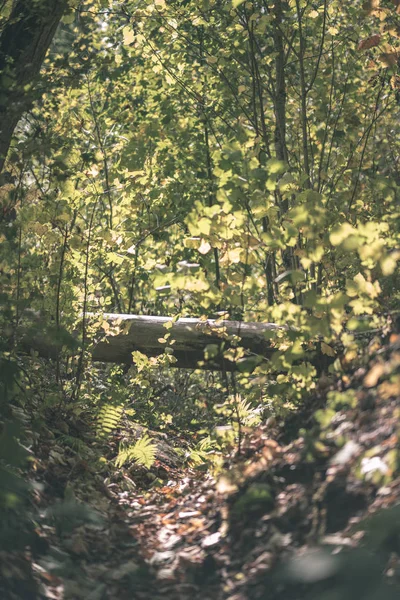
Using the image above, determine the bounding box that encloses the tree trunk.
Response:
[0,0,67,174]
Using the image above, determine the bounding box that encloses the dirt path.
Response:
[2,335,400,600]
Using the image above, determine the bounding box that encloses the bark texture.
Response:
[0,0,67,174]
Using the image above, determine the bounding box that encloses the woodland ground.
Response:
[2,328,400,600]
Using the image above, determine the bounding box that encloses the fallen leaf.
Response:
[364,362,386,387]
[156,566,177,581]
[360,455,389,477]
[69,534,89,556]
[216,476,238,495]
[201,531,221,548]
[178,510,201,519]
[330,441,361,466]
[149,550,175,565]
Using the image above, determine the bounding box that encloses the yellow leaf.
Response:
[87,164,99,177]
[364,363,385,388]
[198,240,212,255]
[226,247,242,264]
[329,223,356,246]
[390,75,400,89]
[380,251,400,275]
[198,218,211,236]
[321,342,336,357]
[122,27,134,45]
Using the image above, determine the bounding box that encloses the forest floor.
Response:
[2,331,400,600]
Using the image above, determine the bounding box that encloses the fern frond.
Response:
[96,404,123,438]
[115,435,156,469]
[188,449,208,466]
[58,434,87,453]
[198,436,217,452]
[188,436,216,466]
[235,396,261,426]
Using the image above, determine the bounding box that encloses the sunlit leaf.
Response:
[122,27,135,45]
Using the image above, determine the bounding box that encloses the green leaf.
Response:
[266,158,286,174]
[62,12,75,24]
[204,344,219,360]
[198,218,211,236]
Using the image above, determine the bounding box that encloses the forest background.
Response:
[0,0,400,596]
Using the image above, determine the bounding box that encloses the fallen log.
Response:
[89,314,282,370]
[20,311,382,371]
[21,312,282,370]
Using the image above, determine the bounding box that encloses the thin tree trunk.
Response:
[273,0,288,168]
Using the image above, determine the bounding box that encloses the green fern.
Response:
[236,397,261,427]
[115,435,156,469]
[96,404,123,438]
[189,436,217,466]
[58,434,87,453]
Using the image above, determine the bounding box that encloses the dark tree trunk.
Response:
[0,0,67,174]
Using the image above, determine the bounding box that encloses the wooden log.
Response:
[20,311,282,370]
[89,314,282,370]
[21,311,381,371]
